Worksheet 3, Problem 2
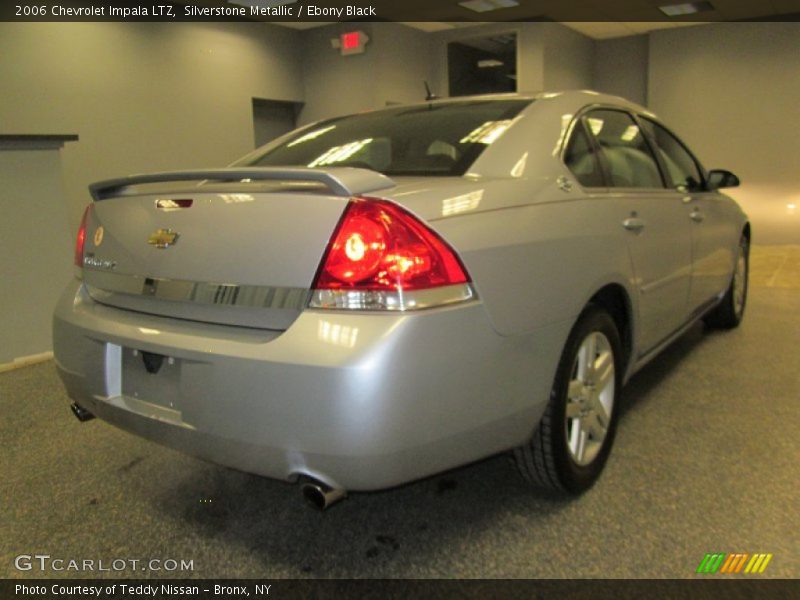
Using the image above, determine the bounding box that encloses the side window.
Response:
[640,118,704,191]
[584,110,664,189]
[564,122,605,187]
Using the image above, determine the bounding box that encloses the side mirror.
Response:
[706,169,740,191]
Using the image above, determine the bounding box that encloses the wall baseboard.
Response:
[0,351,54,374]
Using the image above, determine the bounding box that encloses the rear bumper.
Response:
[53,280,567,490]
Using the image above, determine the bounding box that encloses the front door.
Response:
[583,109,693,354]
[638,117,736,314]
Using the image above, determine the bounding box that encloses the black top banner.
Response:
[3,0,800,23]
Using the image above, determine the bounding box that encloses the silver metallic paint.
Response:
[53,91,748,490]
[54,280,567,490]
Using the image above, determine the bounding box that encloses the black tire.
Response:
[514,306,623,494]
[703,234,749,330]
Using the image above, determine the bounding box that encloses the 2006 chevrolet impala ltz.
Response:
[54,91,749,509]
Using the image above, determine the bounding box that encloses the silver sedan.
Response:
[54,91,749,509]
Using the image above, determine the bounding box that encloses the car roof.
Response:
[345,90,657,123]
[450,91,661,179]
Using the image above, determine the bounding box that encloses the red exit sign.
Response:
[342,32,361,50]
[332,31,370,55]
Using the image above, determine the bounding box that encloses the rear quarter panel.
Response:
[433,182,639,340]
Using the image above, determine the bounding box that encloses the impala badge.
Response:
[147,228,179,249]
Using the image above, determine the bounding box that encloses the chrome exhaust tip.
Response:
[301,481,346,510]
[70,402,95,422]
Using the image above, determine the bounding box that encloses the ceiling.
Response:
[279,19,708,39]
[259,0,800,39]
[396,20,708,39]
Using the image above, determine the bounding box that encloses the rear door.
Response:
[582,109,693,354]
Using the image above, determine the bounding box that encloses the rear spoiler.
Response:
[88,167,396,201]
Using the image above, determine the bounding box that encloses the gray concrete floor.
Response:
[2,257,798,579]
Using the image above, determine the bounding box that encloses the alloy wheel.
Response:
[564,331,615,466]
[733,243,747,318]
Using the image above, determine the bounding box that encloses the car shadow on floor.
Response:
[149,321,715,577]
[617,320,708,419]
[153,448,577,577]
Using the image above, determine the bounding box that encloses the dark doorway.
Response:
[252,99,303,148]
[448,33,517,97]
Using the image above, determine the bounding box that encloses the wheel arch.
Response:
[587,283,634,375]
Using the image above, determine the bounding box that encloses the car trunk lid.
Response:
[81,168,395,330]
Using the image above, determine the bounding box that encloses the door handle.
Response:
[622,217,646,232]
[690,210,705,223]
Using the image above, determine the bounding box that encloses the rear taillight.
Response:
[309,198,474,311]
[74,205,91,268]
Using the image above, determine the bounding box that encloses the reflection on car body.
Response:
[54,91,749,509]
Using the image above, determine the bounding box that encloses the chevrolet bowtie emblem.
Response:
[147,228,179,249]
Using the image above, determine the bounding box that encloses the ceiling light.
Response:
[587,118,604,136]
[620,125,639,142]
[658,2,714,17]
[458,0,519,14]
[460,120,513,145]
[478,59,504,68]
[442,191,483,217]
[308,138,373,167]
[287,125,336,147]
[490,34,516,45]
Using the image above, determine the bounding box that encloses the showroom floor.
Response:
[2,246,798,579]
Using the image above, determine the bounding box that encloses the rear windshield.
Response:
[240,99,531,177]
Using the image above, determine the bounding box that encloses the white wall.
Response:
[0,144,73,363]
[299,23,436,124]
[542,23,595,91]
[649,22,800,244]
[299,22,593,122]
[593,35,648,106]
[2,20,794,243]
[0,22,303,229]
